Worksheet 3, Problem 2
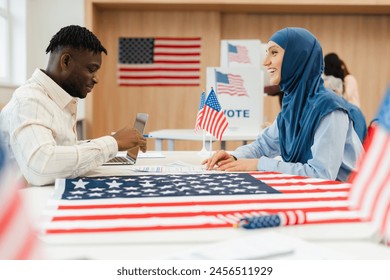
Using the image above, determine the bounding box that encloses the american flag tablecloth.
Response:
[39,171,367,241]
[37,86,390,246]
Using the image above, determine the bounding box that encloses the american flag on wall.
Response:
[0,146,40,259]
[198,89,228,140]
[228,43,251,64]
[216,71,247,97]
[40,171,362,236]
[117,37,201,86]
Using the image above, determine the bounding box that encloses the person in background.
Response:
[203,27,367,182]
[324,52,361,108]
[322,74,343,97]
[0,25,146,186]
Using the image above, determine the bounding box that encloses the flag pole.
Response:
[198,90,209,158]
[209,134,213,156]
[227,42,230,68]
[196,90,209,157]
[198,129,209,156]
[208,86,214,156]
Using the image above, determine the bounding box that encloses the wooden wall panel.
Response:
[90,10,221,151]
[86,2,390,151]
[221,14,390,128]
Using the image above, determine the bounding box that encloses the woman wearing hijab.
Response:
[203,27,367,182]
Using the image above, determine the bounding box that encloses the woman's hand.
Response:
[201,150,234,170]
[216,158,259,172]
[202,150,259,171]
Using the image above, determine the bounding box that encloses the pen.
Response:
[234,211,306,229]
[143,134,152,138]
[234,214,282,229]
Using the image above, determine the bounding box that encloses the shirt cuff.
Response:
[93,135,118,160]
[258,156,280,172]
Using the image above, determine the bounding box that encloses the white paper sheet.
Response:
[161,231,351,260]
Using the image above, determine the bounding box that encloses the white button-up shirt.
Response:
[0,69,118,186]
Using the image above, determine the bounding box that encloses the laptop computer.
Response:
[104,113,149,165]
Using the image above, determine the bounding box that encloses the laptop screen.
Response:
[126,113,149,163]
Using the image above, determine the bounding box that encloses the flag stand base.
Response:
[197,130,212,157]
[198,147,211,157]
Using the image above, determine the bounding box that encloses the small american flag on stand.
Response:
[228,43,251,64]
[194,91,206,133]
[198,89,228,141]
[117,37,201,86]
[216,71,247,97]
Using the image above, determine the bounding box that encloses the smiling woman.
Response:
[203,27,367,182]
[263,42,285,86]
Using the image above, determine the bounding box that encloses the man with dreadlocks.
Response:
[0,25,146,186]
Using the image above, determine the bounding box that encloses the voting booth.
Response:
[220,39,270,86]
[206,39,266,134]
[206,67,263,134]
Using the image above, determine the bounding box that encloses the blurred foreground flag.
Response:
[348,87,390,245]
[199,89,228,140]
[0,145,40,259]
[194,91,206,133]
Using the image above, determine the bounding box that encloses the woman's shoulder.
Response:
[344,74,358,85]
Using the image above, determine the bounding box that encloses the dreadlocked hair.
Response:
[45,25,107,55]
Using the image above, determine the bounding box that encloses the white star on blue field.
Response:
[62,173,280,200]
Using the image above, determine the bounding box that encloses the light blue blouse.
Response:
[231,110,363,181]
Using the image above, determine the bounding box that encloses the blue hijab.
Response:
[270,28,367,163]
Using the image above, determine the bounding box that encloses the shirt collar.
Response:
[32,68,77,109]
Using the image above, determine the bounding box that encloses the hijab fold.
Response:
[271,28,367,163]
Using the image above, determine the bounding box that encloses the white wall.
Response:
[0,0,85,117]
[26,0,84,76]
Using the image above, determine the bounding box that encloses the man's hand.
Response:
[112,126,147,152]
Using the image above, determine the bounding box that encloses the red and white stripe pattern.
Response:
[200,106,228,141]
[348,124,390,245]
[0,162,40,259]
[199,89,228,140]
[40,172,364,235]
[118,37,201,86]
